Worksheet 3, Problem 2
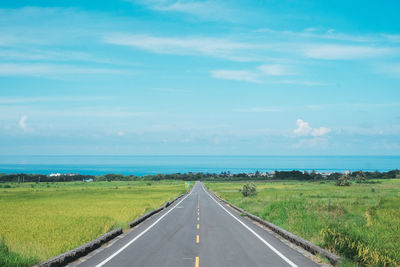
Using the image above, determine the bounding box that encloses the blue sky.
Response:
[0,0,399,155]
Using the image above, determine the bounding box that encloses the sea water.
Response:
[0,155,399,176]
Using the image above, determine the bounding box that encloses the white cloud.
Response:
[382,34,400,43]
[235,106,285,113]
[272,80,325,86]
[117,131,126,136]
[377,64,400,77]
[294,119,331,137]
[0,96,111,105]
[19,115,28,131]
[211,70,258,83]
[104,34,254,61]
[302,44,392,60]
[0,106,152,120]
[254,28,377,43]
[211,66,325,85]
[131,0,235,22]
[0,63,130,77]
[293,119,312,136]
[258,64,294,76]
[0,48,127,65]
[312,127,331,137]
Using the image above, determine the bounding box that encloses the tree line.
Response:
[0,169,398,183]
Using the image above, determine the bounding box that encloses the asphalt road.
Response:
[76,182,320,267]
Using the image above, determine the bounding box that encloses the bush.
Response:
[239,183,257,197]
[335,174,350,186]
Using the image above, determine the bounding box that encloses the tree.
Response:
[355,171,366,183]
[239,183,257,197]
[335,174,350,186]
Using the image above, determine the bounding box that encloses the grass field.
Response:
[0,180,187,266]
[205,180,400,267]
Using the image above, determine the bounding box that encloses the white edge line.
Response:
[201,184,298,267]
[95,185,195,267]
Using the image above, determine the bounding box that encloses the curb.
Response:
[208,189,342,266]
[38,190,188,267]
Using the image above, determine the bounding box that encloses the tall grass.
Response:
[0,180,186,265]
[0,236,38,267]
[206,180,400,266]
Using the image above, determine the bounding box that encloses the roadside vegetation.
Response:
[205,179,400,267]
[0,181,187,266]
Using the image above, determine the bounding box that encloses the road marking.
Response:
[197,212,200,216]
[197,224,199,229]
[197,217,200,221]
[195,256,199,267]
[95,187,194,267]
[202,185,298,267]
[196,234,199,243]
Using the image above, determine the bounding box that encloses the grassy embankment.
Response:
[205,180,400,267]
[0,180,187,266]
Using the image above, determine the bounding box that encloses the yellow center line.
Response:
[195,256,199,267]
[197,224,199,229]
[196,234,199,243]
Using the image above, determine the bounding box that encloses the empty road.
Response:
[76,182,319,267]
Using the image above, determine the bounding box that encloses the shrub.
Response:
[335,174,350,186]
[239,183,257,197]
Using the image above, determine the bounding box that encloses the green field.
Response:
[205,180,400,267]
[0,181,187,266]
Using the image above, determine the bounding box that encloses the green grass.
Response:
[0,236,38,267]
[205,180,400,267]
[0,180,187,265]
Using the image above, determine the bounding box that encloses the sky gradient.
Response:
[1,0,400,155]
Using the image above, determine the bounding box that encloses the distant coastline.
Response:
[0,155,399,176]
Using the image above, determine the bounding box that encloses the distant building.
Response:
[318,172,332,177]
[84,178,93,182]
[49,173,77,177]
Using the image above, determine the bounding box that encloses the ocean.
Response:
[0,155,399,176]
